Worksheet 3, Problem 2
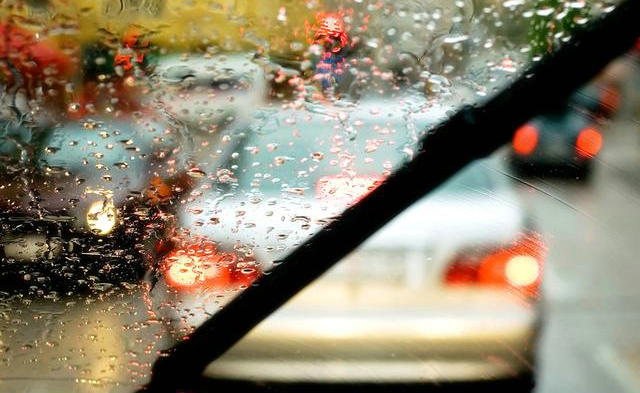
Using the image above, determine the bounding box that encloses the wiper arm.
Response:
[145,0,640,390]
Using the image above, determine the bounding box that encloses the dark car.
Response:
[508,83,616,179]
[0,115,189,293]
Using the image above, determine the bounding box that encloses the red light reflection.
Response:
[512,124,539,155]
[576,128,603,158]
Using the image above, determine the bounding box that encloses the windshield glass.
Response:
[0,0,634,392]
[236,123,494,193]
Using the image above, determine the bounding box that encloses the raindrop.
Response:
[503,0,524,6]
[443,35,469,44]
[273,156,293,166]
[188,168,207,178]
[267,143,278,152]
[536,7,554,16]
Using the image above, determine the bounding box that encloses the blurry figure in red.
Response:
[309,13,349,93]
[114,27,151,73]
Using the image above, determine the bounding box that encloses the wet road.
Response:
[502,118,640,393]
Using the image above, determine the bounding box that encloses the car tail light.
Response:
[512,124,538,155]
[316,175,383,203]
[163,242,260,291]
[444,232,546,297]
[576,128,603,158]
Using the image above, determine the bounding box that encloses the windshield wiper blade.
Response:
[145,0,640,390]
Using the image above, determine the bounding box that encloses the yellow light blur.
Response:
[165,252,220,289]
[86,200,117,235]
[505,255,539,287]
[167,255,201,288]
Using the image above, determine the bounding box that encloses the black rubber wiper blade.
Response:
[145,0,640,390]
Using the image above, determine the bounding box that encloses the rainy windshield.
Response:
[235,126,493,193]
[0,0,637,392]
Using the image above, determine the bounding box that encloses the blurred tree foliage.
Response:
[528,0,591,58]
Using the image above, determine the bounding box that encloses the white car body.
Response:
[160,93,540,384]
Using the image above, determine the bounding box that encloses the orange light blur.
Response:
[445,233,547,297]
[576,128,603,158]
[164,241,262,291]
[123,27,150,49]
[164,243,232,291]
[479,233,546,296]
[512,124,538,155]
[146,176,172,205]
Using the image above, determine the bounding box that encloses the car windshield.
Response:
[0,1,638,392]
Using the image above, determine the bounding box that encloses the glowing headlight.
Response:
[86,200,117,235]
[505,255,540,287]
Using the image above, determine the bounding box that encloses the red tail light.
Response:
[444,233,546,297]
[163,242,260,291]
[576,128,603,158]
[316,175,383,204]
[512,124,538,155]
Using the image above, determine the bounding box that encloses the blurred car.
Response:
[0,115,189,292]
[0,48,270,294]
[150,53,267,136]
[163,94,545,386]
[508,84,616,179]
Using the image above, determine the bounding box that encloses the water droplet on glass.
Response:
[188,168,207,178]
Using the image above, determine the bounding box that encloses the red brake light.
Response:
[163,242,260,291]
[316,175,383,204]
[444,233,546,297]
[512,124,538,155]
[576,128,603,158]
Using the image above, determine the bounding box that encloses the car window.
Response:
[0,0,636,392]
